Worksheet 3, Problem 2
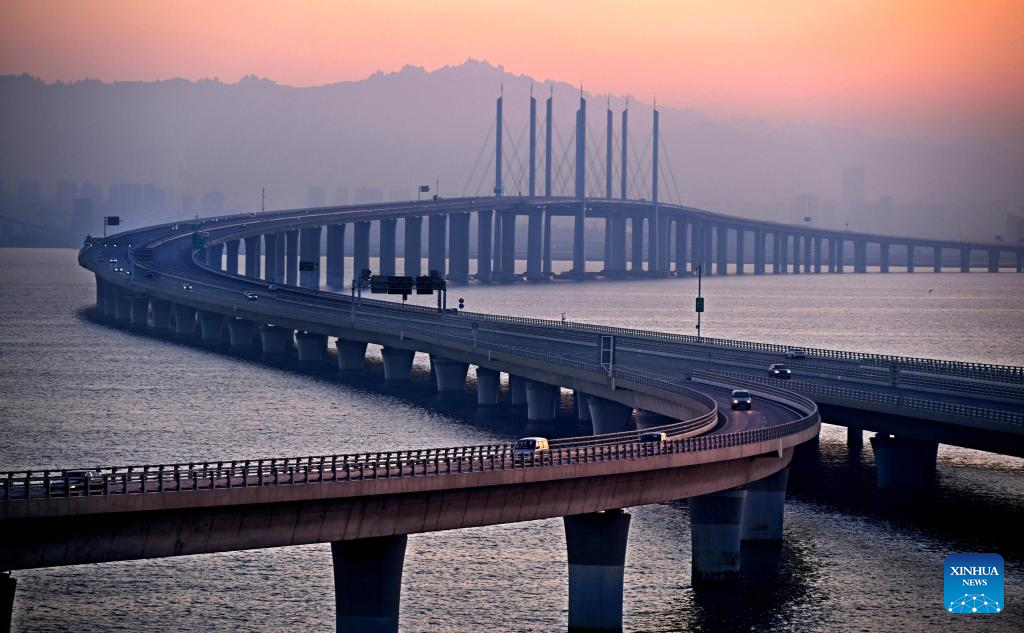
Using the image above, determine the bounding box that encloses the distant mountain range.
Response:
[1,59,1021,240]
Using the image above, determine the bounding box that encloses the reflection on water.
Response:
[2,249,1022,632]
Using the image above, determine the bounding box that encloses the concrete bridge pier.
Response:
[336,339,368,371]
[266,233,285,283]
[476,210,492,282]
[525,380,560,421]
[295,331,326,363]
[475,367,500,405]
[715,225,728,275]
[500,211,516,281]
[835,239,845,273]
[854,241,867,273]
[636,409,671,430]
[128,296,149,328]
[428,215,447,279]
[244,236,261,278]
[960,248,970,273]
[906,245,915,273]
[225,240,240,274]
[987,249,999,273]
[689,488,747,583]
[354,222,371,279]
[631,216,645,274]
[587,397,633,434]
[815,237,824,273]
[198,311,224,343]
[432,356,469,392]
[94,277,107,315]
[880,241,890,273]
[674,219,687,275]
[172,304,196,337]
[448,213,471,283]
[299,226,322,288]
[403,217,421,278]
[2,571,14,633]
[228,318,256,348]
[259,325,292,357]
[326,224,347,290]
[379,219,397,277]
[1018,250,1024,273]
[933,246,942,272]
[870,434,938,489]
[381,347,415,382]
[564,510,631,632]
[284,230,299,285]
[205,243,224,269]
[112,287,132,323]
[741,467,789,542]
[526,209,543,280]
[149,298,172,332]
[791,235,801,274]
[331,535,407,633]
[509,375,527,406]
[574,392,591,423]
[847,426,863,450]
[753,230,766,274]
[802,236,813,273]
[735,228,745,275]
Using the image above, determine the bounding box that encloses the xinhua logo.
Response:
[944,553,1004,614]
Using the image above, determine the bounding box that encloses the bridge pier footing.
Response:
[509,375,527,406]
[149,299,172,332]
[331,535,407,633]
[525,380,559,421]
[198,311,224,342]
[689,488,747,583]
[588,397,633,434]
[564,510,631,632]
[259,325,292,357]
[432,356,469,392]
[336,339,368,372]
[475,367,500,405]
[128,296,149,328]
[228,318,255,348]
[295,331,326,363]
[870,434,938,489]
[1,571,13,633]
[381,348,415,382]
[172,304,196,337]
[741,467,789,542]
[636,409,671,430]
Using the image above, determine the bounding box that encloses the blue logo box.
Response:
[945,553,1004,614]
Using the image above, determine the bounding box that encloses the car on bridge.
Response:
[785,347,807,359]
[244,291,259,302]
[769,363,792,379]
[50,470,105,495]
[513,437,549,456]
[639,431,668,444]
[730,390,753,410]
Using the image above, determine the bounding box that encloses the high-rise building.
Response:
[334,186,350,205]
[55,180,79,213]
[71,198,96,239]
[306,186,326,208]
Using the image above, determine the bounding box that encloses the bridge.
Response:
[2,194,1022,631]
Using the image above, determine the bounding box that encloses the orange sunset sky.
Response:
[2,0,1023,144]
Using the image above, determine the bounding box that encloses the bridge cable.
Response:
[461,118,496,196]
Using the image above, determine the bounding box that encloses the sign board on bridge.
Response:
[133,248,153,262]
[696,297,705,313]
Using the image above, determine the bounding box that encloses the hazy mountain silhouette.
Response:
[1,59,1021,239]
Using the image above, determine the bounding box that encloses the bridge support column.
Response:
[509,375,527,406]
[354,222,371,279]
[244,236,261,278]
[735,228,745,275]
[228,318,255,348]
[432,356,468,392]
[1,571,14,633]
[572,205,586,275]
[933,246,942,272]
[1018,250,1024,273]
[587,397,632,434]
[403,217,421,278]
[331,535,407,633]
[475,367,500,405]
[815,237,824,273]
[752,230,765,275]
[205,242,224,269]
[987,249,999,273]
[741,467,789,542]
[285,229,299,284]
[854,241,868,273]
[326,224,346,290]
[636,409,671,430]
[299,226,322,288]
[870,434,938,489]
[266,233,285,282]
[960,248,970,272]
[149,298,172,332]
[791,235,801,274]
[630,216,644,273]
[879,241,890,273]
[198,311,224,342]
[448,213,470,283]
[381,347,415,382]
[564,510,631,632]
[525,380,559,421]
[295,331,326,362]
[689,488,747,583]
[427,215,447,278]
[575,392,591,423]
[172,304,196,336]
[129,296,149,328]
[716,225,728,275]
[225,240,240,274]
[259,325,292,357]
[112,287,131,323]
[674,218,687,274]
[379,219,397,277]
[803,235,812,272]
[906,244,915,273]
[500,211,516,281]
[771,233,782,273]
[542,210,553,277]
[336,339,368,371]
[847,426,863,450]
[527,209,543,280]
[476,210,492,282]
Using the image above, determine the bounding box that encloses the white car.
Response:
[785,347,807,359]
[512,437,549,456]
